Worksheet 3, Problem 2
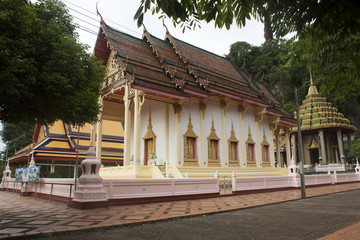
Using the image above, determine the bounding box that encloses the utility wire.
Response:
[63,0,142,36]
[61,1,162,56]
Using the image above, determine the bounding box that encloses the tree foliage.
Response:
[288,27,360,105]
[0,0,105,126]
[0,122,34,159]
[135,1,360,37]
[228,40,308,113]
[135,1,360,103]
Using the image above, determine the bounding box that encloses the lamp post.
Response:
[295,87,306,199]
[74,125,80,190]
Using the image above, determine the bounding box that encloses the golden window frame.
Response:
[183,113,198,166]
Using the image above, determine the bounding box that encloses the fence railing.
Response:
[1,179,74,204]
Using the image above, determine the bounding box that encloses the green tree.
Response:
[288,28,360,105]
[0,0,105,126]
[0,122,34,159]
[135,1,360,104]
[228,40,308,113]
[135,1,360,39]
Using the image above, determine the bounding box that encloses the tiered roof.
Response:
[94,21,295,125]
[9,121,124,164]
[293,77,356,132]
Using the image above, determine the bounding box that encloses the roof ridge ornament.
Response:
[162,18,169,34]
[307,66,319,96]
[96,2,104,24]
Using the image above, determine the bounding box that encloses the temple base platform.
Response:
[99,165,289,179]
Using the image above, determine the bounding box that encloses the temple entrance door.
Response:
[144,138,154,166]
[309,148,320,164]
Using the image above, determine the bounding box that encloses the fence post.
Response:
[35,182,38,198]
[49,183,53,203]
[68,184,72,204]
[232,171,236,192]
[223,176,226,194]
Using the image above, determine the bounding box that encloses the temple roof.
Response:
[8,120,124,163]
[94,21,296,126]
[293,78,356,133]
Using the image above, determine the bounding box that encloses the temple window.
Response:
[184,137,196,159]
[143,111,156,166]
[261,128,270,167]
[228,122,239,167]
[209,139,219,160]
[183,113,198,166]
[246,126,256,167]
[208,117,220,167]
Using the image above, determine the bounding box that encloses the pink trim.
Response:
[184,88,212,99]
[133,84,190,101]
[279,119,296,126]
[265,109,283,117]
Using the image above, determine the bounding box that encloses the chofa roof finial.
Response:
[310,66,314,85]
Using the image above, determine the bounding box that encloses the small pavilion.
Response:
[291,75,356,166]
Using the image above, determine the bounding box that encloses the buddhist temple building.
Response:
[291,75,356,166]
[7,121,124,178]
[91,17,296,179]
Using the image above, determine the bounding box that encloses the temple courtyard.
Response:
[0,183,360,239]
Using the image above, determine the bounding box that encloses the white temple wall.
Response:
[139,99,166,165]
[168,104,176,165]
[204,100,223,166]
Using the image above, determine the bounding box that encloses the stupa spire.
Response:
[307,66,319,96]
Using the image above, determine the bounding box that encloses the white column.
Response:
[255,121,262,167]
[164,103,169,166]
[269,125,276,168]
[123,84,131,166]
[239,111,246,167]
[291,134,297,163]
[221,105,228,167]
[319,130,327,164]
[174,112,181,167]
[285,128,291,167]
[96,97,103,162]
[133,90,141,166]
[51,159,55,173]
[200,108,206,167]
[275,129,280,168]
[337,129,345,163]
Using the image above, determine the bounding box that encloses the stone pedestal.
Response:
[355,158,360,174]
[1,161,12,190]
[69,126,108,209]
[288,149,300,187]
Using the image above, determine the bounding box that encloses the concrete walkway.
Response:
[0,183,360,239]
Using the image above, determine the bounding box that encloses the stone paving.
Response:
[0,182,360,239]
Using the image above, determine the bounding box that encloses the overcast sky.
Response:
[1,0,268,153]
[64,0,267,55]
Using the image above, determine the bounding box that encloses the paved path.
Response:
[0,183,360,239]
